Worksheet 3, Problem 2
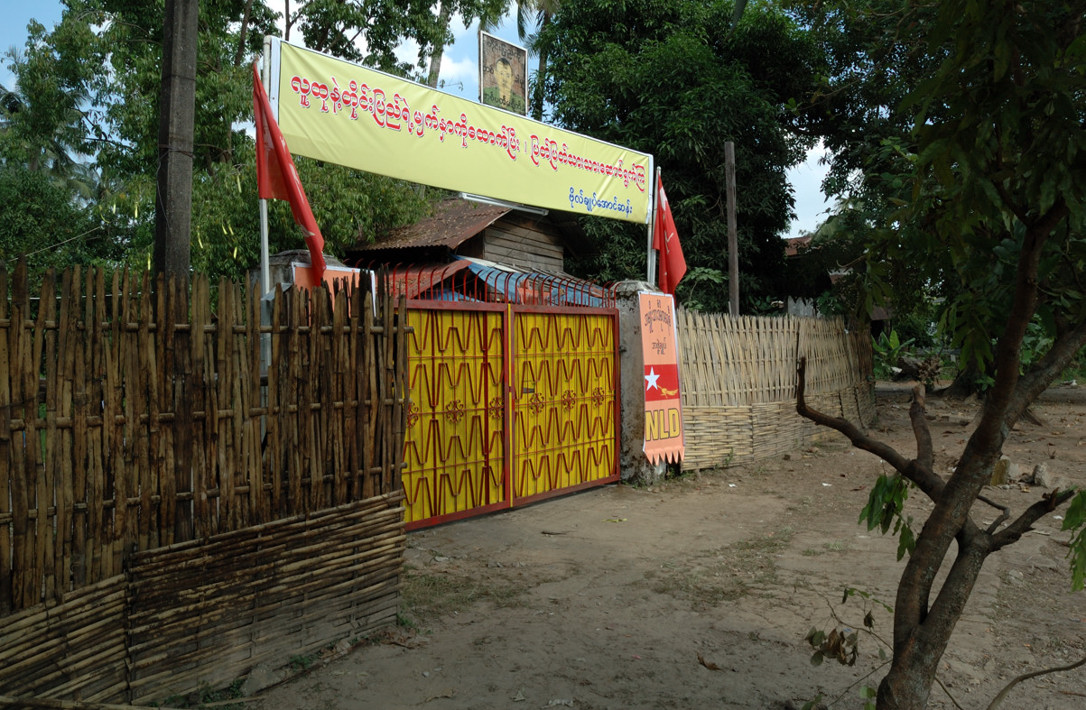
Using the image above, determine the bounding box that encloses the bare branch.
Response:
[935,675,968,710]
[1006,317,1086,430]
[976,495,1011,534]
[796,357,945,499]
[990,489,1077,551]
[985,651,1086,710]
[910,383,933,472]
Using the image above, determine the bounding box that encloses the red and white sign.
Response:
[640,293,684,465]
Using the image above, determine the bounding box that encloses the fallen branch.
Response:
[985,651,1086,709]
[0,696,181,710]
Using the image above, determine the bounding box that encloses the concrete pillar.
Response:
[614,280,667,486]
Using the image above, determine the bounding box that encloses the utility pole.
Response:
[154,0,199,278]
[725,141,739,316]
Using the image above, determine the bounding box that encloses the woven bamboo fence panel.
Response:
[678,310,874,471]
[0,262,409,702]
[0,574,127,702]
[127,493,404,703]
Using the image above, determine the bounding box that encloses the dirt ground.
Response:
[256,385,1086,710]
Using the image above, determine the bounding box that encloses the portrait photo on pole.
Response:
[479,31,528,115]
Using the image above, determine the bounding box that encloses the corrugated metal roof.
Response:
[356,199,511,252]
[461,259,611,307]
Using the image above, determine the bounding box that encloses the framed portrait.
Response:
[479,31,528,115]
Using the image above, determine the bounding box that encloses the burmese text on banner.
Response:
[267,38,652,224]
[640,292,684,464]
[253,63,326,282]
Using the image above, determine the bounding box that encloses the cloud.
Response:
[786,141,832,238]
[394,37,422,67]
[439,54,476,88]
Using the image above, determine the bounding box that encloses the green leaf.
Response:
[896,520,916,561]
[859,474,910,534]
[810,651,824,666]
[1063,490,1086,590]
[1063,490,1086,530]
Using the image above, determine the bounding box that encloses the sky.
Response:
[0,0,829,239]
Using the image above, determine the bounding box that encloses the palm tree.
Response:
[0,79,98,199]
[0,47,92,187]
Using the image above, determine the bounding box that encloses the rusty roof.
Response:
[783,235,813,257]
[356,199,511,252]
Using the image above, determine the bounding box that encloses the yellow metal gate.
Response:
[511,307,618,502]
[402,293,619,529]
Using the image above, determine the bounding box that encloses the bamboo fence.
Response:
[0,262,409,703]
[677,310,875,470]
[126,494,405,703]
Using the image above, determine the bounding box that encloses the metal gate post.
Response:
[503,303,514,509]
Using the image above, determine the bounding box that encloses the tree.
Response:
[778,1,952,330]
[796,1,1086,707]
[0,165,101,282]
[0,16,99,189]
[423,0,507,88]
[536,0,824,313]
[6,0,429,282]
[286,0,435,74]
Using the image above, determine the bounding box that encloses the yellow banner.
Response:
[268,39,651,224]
[639,293,684,465]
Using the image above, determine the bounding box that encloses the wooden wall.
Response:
[482,214,566,273]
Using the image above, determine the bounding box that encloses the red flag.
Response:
[252,63,326,283]
[653,176,686,295]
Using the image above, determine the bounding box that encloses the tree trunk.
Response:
[530,12,552,120]
[426,1,454,88]
[877,533,989,708]
[940,364,984,399]
[233,0,254,68]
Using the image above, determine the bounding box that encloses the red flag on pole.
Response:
[252,63,326,283]
[653,176,686,295]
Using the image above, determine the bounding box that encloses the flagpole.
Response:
[259,37,272,297]
[647,165,660,286]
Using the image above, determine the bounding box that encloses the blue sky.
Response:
[1,0,63,88]
[0,1,829,238]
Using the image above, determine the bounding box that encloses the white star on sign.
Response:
[645,367,660,391]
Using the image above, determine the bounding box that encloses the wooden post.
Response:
[647,166,660,285]
[726,141,739,316]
